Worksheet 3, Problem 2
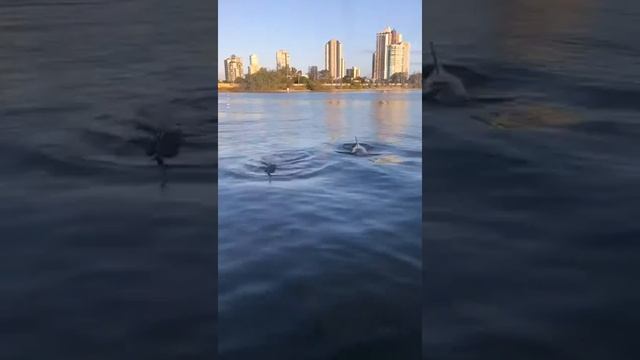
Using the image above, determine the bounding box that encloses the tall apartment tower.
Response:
[346,66,360,79]
[324,39,345,80]
[402,42,411,75]
[276,50,290,71]
[372,27,392,81]
[387,41,411,78]
[308,66,319,80]
[372,52,376,78]
[352,66,361,78]
[391,28,402,43]
[372,26,410,82]
[224,54,244,82]
[248,54,260,75]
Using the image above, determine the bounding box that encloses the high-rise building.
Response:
[324,39,345,80]
[373,27,392,81]
[372,27,410,82]
[387,41,411,79]
[372,52,376,78]
[308,66,319,80]
[276,50,290,71]
[224,54,243,82]
[391,28,402,44]
[248,54,260,75]
[346,66,360,79]
[403,42,411,76]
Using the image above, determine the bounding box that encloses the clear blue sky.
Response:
[219,0,422,79]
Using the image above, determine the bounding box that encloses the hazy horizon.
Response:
[219,0,422,79]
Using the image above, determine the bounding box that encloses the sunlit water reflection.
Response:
[218,90,422,359]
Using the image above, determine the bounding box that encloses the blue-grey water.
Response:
[0,1,216,358]
[218,91,422,359]
[424,0,640,359]
[4,0,640,358]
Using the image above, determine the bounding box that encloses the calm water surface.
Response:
[424,0,640,359]
[1,1,216,358]
[218,91,422,359]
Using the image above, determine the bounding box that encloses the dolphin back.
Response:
[424,42,470,104]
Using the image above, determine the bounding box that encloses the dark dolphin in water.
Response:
[136,122,183,167]
[424,42,515,106]
[259,161,276,182]
[146,129,183,167]
[135,122,183,188]
[264,163,276,176]
[424,41,470,105]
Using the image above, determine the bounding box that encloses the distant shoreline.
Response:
[218,87,421,94]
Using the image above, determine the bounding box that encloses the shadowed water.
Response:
[0,1,216,358]
[424,0,640,359]
[218,91,422,359]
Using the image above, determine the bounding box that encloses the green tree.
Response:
[407,72,422,88]
[390,72,408,84]
[306,80,323,91]
[239,68,289,91]
[318,70,332,83]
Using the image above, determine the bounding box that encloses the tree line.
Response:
[226,67,422,91]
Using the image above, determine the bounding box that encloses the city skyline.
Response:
[222,33,411,82]
[219,0,421,79]
[223,28,412,82]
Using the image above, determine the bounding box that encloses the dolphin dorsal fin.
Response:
[429,41,440,74]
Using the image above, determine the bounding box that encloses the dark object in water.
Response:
[145,128,183,167]
[262,162,276,183]
[423,42,516,106]
[264,163,276,177]
[137,123,183,189]
[423,42,470,105]
[421,64,490,89]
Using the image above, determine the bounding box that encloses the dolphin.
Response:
[424,42,516,106]
[259,160,276,183]
[423,42,470,105]
[145,127,183,167]
[351,137,368,155]
[140,124,183,188]
[264,163,276,177]
[335,138,376,156]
